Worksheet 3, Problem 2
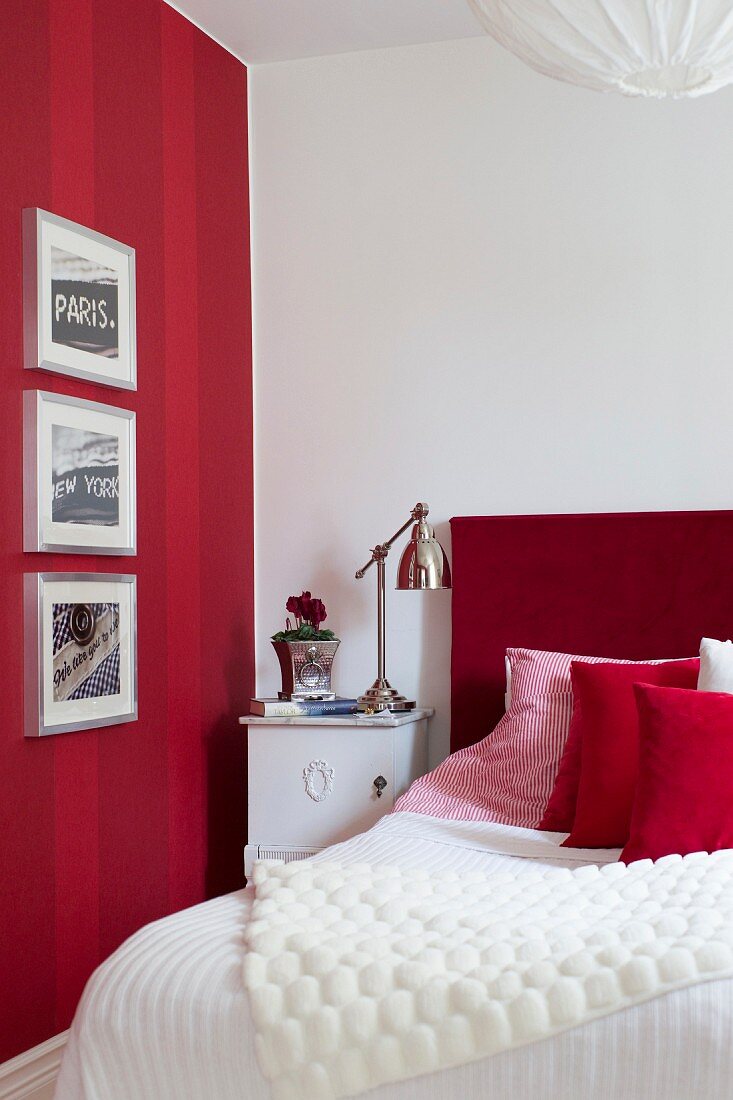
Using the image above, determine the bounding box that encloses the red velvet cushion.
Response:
[563,658,699,849]
[543,658,698,834]
[623,684,733,863]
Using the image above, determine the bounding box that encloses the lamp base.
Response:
[357,678,416,713]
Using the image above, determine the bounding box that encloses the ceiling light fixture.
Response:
[468,0,733,99]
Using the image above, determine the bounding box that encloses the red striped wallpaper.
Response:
[0,0,253,1062]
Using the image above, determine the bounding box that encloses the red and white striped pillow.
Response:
[395,647,634,828]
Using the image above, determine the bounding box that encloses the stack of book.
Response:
[249,697,359,718]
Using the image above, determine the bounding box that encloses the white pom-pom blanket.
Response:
[244,852,733,1100]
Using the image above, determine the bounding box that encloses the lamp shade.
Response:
[396,519,452,591]
[468,0,733,99]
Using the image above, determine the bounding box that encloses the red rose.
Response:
[309,598,327,627]
[299,591,313,623]
[285,591,327,628]
[286,595,301,618]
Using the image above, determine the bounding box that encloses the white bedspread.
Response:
[56,814,733,1100]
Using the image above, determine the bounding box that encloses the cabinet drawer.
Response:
[248,725,395,848]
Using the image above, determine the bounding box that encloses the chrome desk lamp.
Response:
[355,502,451,712]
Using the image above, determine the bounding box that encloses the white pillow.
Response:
[504,654,512,711]
[698,637,733,693]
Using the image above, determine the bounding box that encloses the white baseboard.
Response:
[0,1031,68,1100]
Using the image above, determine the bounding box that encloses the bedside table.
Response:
[240,708,433,878]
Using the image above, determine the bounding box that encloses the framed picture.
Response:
[24,391,136,554]
[23,208,136,390]
[25,573,137,737]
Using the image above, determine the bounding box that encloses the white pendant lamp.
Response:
[467,0,733,99]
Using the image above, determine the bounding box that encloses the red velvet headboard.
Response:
[450,511,733,752]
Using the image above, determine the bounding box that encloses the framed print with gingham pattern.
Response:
[25,572,137,736]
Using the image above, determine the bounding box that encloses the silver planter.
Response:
[272,639,340,699]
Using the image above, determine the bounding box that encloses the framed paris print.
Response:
[24,390,136,554]
[23,208,137,390]
[25,573,137,737]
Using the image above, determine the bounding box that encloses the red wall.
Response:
[0,0,253,1062]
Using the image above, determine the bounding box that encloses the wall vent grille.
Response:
[258,846,322,863]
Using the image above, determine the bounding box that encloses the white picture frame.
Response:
[25,573,138,737]
[24,391,136,555]
[23,208,137,390]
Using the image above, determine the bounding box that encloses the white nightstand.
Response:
[240,708,432,878]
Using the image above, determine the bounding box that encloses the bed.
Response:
[56,511,733,1100]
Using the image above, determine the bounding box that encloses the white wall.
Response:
[250,36,733,765]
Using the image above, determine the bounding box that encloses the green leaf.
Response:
[271,628,340,643]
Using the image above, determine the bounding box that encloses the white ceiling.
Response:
[164,0,486,65]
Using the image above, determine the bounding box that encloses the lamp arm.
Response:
[354,502,429,579]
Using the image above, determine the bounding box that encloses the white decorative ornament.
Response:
[467,0,733,99]
[303,759,334,802]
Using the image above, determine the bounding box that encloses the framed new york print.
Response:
[23,208,137,390]
[25,573,137,737]
[24,391,136,554]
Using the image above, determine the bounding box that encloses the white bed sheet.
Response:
[56,813,733,1100]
